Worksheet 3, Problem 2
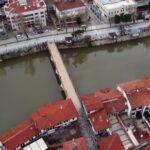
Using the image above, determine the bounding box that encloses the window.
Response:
[24,14,33,17]
[41,12,44,14]
[121,8,124,12]
[35,13,38,15]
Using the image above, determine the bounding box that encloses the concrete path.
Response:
[0,21,150,54]
[47,42,82,112]
[47,42,98,150]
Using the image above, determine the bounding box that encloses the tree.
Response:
[75,17,82,26]
[72,29,85,41]
[114,15,121,24]
[120,13,125,22]
[124,14,132,22]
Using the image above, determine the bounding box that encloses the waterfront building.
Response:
[0,77,150,150]
[0,100,78,150]
[134,0,150,8]
[3,0,47,31]
[50,134,125,150]
[53,0,87,26]
[93,0,137,20]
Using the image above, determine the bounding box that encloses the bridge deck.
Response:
[47,42,82,112]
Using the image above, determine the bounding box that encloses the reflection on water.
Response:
[61,37,150,95]
[0,52,62,134]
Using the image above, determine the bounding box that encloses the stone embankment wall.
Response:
[0,31,150,62]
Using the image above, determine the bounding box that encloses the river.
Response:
[0,38,150,134]
[61,38,150,94]
[0,52,63,134]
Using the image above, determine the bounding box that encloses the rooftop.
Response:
[101,0,136,10]
[55,0,84,11]
[60,137,88,150]
[31,99,78,131]
[82,88,127,113]
[4,0,46,14]
[97,133,125,150]
[128,90,150,109]
[0,119,39,150]
[119,76,150,93]
[89,109,111,132]
[0,100,78,150]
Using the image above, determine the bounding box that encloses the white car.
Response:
[16,34,24,39]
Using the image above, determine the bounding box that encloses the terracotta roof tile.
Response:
[4,0,46,14]
[55,0,84,11]
[119,76,150,93]
[119,77,150,109]
[89,109,111,132]
[60,137,88,150]
[82,88,127,113]
[97,133,125,150]
[0,119,38,150]
[82,94,104,112]
[31,99,78,130]
[128,90,150,109]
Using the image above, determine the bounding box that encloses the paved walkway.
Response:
[47,42,82,112]
[0,21,150,54]
[47,42,98,150]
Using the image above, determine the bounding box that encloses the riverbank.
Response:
[0,29,150,62]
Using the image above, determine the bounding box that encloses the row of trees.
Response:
[114,14,132,24]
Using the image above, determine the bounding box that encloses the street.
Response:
[0,20,150,54]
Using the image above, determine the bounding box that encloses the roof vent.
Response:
[147,86,150,91]
[24,6,27,9]
[60,105,63,110]
[136,89,139,92]
[36,2,40,7]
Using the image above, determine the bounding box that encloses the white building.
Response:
[4,0,47,31]
[94,0,137,19]
[54,0,87,24]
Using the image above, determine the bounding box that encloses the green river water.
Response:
[0,38,150,134]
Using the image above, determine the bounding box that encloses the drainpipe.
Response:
[117,85,132,117]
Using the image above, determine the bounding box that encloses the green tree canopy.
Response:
[114,15,121,24]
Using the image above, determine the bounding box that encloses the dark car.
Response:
[37,30,44,34]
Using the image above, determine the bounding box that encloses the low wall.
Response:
[0,31,150,62]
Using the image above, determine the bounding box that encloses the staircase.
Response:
[109,115,133,150]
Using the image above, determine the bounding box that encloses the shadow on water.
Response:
[0,52,49,77]
[61,37,150,67]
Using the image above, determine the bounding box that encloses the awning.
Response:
[23,138,48,150]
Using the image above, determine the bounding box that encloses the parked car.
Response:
[65,36,73,44]
[16,33,24,40]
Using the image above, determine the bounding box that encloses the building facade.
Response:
[4,0,47,31]
[93,0,137,20]
[54,0,87,25]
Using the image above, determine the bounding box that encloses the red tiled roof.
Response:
[97,133,125,150]
[55,0,84,11]
[4,0,45,14]
[119,76,150,93]
[31,99,78,130]
[119,77,150,109]
[0,119,38,150]
[89,109,111,132]
[82,94,104,112]
[145,146,150,150]
[82,88,127,113]
[128,90,150,109]
[60,137,88,150]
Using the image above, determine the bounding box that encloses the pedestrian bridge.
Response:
[47,42,82,112]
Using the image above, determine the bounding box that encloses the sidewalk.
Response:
[0,21,150,54]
